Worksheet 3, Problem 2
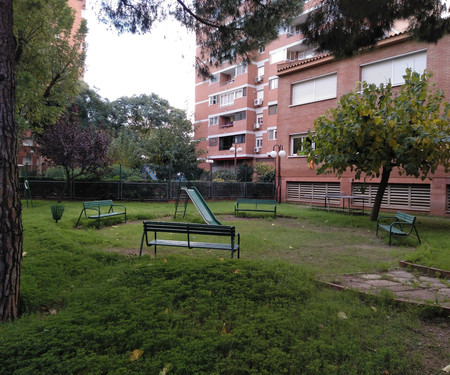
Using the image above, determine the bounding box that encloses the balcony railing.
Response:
[220,122,234,128]
[220,78,235,86]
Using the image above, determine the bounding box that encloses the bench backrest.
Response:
[236,198,276,205]
[143,221,236,237]
[83,200,114,209]
[395,211,416,224]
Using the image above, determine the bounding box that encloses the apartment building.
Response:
[194,2,450,216]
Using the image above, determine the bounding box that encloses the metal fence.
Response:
[21,180,275,201]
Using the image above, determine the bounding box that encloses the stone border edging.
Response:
[318,280,450,315]
[399,261,450,279]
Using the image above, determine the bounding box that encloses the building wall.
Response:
[194,7,450,216]
[276,34,450,216]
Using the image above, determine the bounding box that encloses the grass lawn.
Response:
[0,199,449,374]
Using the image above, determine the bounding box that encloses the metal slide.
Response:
[182,187,222,225]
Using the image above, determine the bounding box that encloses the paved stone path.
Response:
[329,269,450,312]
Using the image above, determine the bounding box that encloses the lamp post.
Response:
[269,145,286,203]
[229,144,243,175]
[205,158,214,181]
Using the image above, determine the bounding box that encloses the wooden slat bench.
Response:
[76,200,127,227]
[376,211,421,246]
[234,198,277,218]
[139,221,240,258]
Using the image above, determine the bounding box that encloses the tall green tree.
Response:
[0,0,23,322]
[300,0,449,58]
[108,127,143,169]
[14,0,86,131]
[307,70,450,221]
[74,83,112,129]
[142,107,202,179]
[108,94,172,135]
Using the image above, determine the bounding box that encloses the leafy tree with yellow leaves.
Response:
[308,69,450,221]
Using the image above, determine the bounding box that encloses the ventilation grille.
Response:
[287,182,340,204]
[447,185,450,214]
[352,183,430,211]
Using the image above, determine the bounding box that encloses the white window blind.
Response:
[292,74,337,106]
[361,51,427,86]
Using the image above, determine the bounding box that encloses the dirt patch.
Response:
[409,319,450,375]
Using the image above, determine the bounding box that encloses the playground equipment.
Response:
[19,164,33,207]
[174,186,222,225]
[143,166,158,181]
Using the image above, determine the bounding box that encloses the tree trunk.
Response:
[370,167,391,221]
[0,0,23,321]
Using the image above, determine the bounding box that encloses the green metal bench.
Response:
[76,200,127,227]
[139,221,240,258]
[376,211,421,246]
[234,198,277,218]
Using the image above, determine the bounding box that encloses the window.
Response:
[290,133,315,156]
[257,89,264,101]
[268,128,277,140]
[220,88,245,107]
[219,136,234,151]
[256,114,263,124]
[257,65,265,78]
[361,51,427,86]
[259,45,265,54]
[22,155,32,165]
[256,137,263,147]
[209,95,217,105]
[270,49,285,64]
[234,134,245,144]
[268,104,277,115]
[233,111,246,121]
[292,74,337,106]
[269,78,278,90]
[23,138,33,146]
[209,117,218,126]
[236,64,247,75]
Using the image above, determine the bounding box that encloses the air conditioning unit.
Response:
[254,98,263,106]
[255,75,264,83]
[254,147,261,153]
[254,123,261,130]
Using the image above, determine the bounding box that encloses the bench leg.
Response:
[414,227,421,245]
[139,232,146,256]
[76,209,85,227]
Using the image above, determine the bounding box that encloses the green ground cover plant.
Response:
[1,200,448,374]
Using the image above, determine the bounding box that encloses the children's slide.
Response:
[143,166,158,181]
[182,187,222,225]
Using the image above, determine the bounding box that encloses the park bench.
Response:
[234,198,277,218]
[76,200,127,227]
[139,221,240,258]
[376,211,421,246]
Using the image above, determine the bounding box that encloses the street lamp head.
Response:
[237,147,243,153]
[229,147,235,153]
[269,150,277,158]
[278,149,287,158]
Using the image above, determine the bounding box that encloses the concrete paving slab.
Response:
[330,268,450,313]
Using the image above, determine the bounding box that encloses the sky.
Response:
[83,7,196,116]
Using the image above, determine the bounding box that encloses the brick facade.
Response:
[193,8,450,216]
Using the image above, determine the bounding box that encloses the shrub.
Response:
[237,163,254,182]
[254,162,275,182]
